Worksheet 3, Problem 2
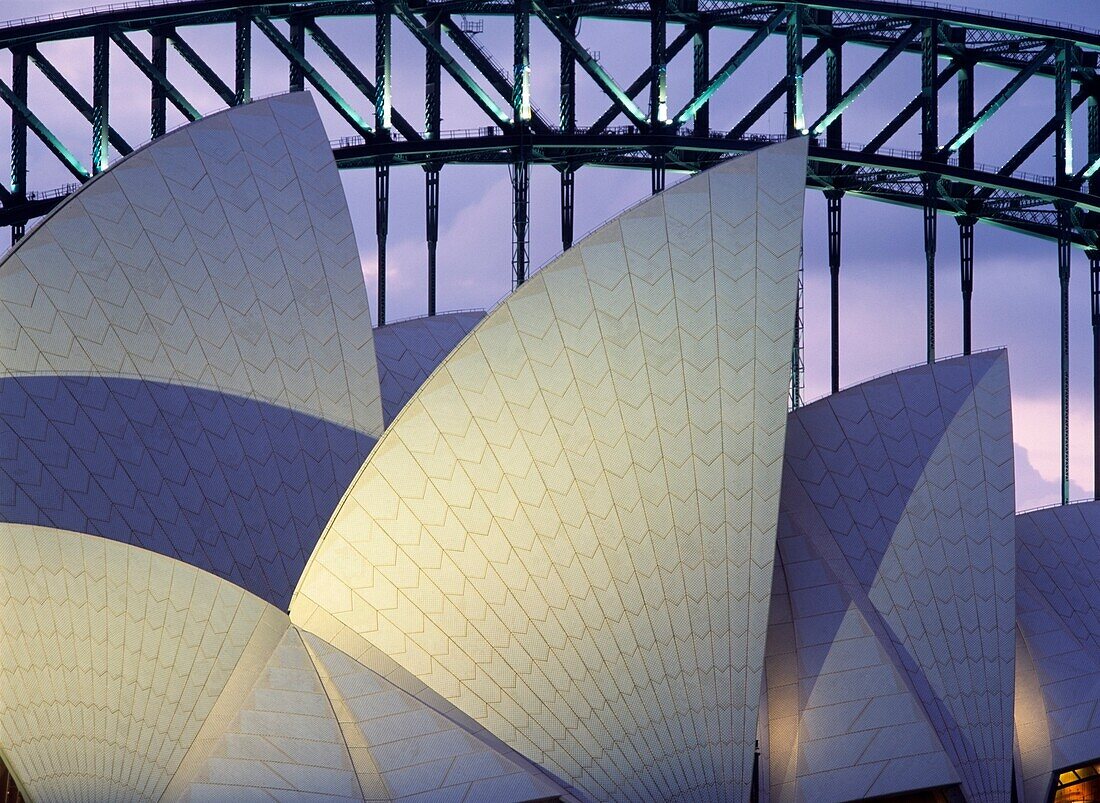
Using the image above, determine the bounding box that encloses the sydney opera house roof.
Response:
[2,91,1099,803]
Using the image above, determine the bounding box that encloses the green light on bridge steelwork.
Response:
[520,64,531,122]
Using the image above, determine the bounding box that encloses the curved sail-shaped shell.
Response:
[1015,502,1100,801]
[769,351,1016,803]
[165,626,571,802]
[0,524,569,802]
[374,311,485,426]
[291,138,807,801]
[0,523,288,802]
[0,93,381,608]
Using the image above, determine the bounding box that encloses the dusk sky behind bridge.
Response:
[2,0,1095,508]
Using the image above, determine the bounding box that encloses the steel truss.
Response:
[0,0,1099,501]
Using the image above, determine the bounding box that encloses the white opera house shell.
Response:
[0,92,1097,803]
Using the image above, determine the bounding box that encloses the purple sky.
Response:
[3,0,1096,509]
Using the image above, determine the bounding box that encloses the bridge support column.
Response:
[559,10,575,250]
[375,164,389,327]
[920,19,937,364]
[791,244,804,410]
[650,0,667,190]
[651,153,665,195]
[1091,250,1100,500]
[512,157,529,288]
[923,182,937,364]
[827,190,842,394]
[1059,212,1072,504]
[561,168,575,252]
[426,166,440,317]
[10,47,27,245]
[92,30,109,174]
[150,31,166,138]
[959,216,975,356]
[426,14,441,316]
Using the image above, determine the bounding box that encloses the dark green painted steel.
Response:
[0,0,1098,498]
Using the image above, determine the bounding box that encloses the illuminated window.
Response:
[1053,759,1100,803]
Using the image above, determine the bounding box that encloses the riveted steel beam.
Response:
[514,0,530,126]
[512,156,529,287]
[0,75,88,180]
[110,31,201,124]
[29,45,131,155]
[861,63,958,157]
[167,29,235,106]
[787,5,805,136]
[560,12,575,134]
[10,47,26,242]
[728,39,828,140]
[824,20,841,148]
[253,14,373,137]
[392,0,511,128]
[376,0,391,132]
[440,12,552,134]
[91,30,109,174]
[589,25,694,135]
[810,24,920,135]
[921,20,938,161]
[692,21,709,136]
[1055,41,1072,182]
[234,12,251,105]
[150,30,166,138]
[956,51,975,172]
[289,17,304,91]
[942,42,1056,156]
[676,8,784,126]
[650,0,667,129]
[305,21,419,141]
[531,0,647,128]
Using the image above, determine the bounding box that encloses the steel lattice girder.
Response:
[0,0,1095,248]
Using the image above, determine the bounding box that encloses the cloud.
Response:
[1012,393,1093,506]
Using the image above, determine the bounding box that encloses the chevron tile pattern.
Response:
[765,490,959,801]
[0,375,374,609]
[1015,502,1100,800]
[0,93,380,608]
[0,92,381,437]
[291,138,806,802]
[775,352,1016,803]
[0,93,381,437]
[0,523,287,802]
[374,312,485,426]
[302,630,571,803]
[165,623,572,802]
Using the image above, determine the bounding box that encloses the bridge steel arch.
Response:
[0,0,1098,502]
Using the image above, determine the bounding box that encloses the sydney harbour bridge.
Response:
[0,0,1096,503]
